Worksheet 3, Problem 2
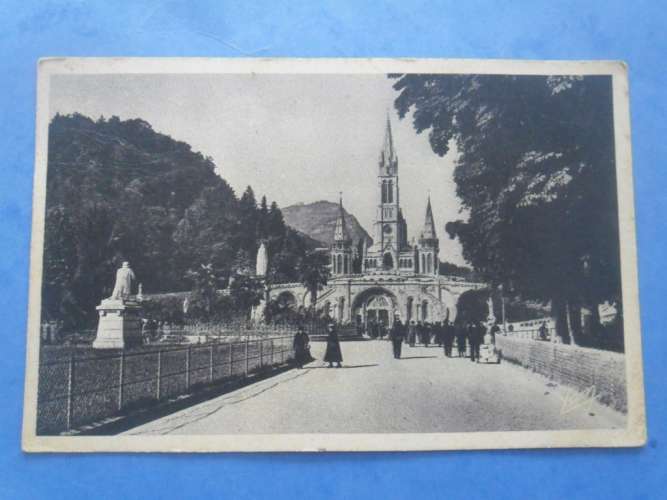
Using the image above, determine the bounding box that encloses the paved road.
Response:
[125,340,625,435]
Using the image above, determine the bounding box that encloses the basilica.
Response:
[267,117,483,328]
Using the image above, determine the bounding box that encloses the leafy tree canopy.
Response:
[391,74,622,342]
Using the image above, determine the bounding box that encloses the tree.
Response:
[438,260,475,279]
[186,263,221,320]
[257,195,269,239]
[297,250,330,308]
[455,289,490,325]
[229,274,264,319]
[392,74,621,346]
[41,114,330,332]
[267,228,309,284]
[238,186,258,254]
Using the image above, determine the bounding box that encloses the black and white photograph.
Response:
[22,58,645,452]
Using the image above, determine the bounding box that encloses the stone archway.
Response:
[382,252,394,270]
[275,291,297,310]
[352,287,398,331]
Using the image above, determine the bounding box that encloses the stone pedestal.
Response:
[92,299,143,349]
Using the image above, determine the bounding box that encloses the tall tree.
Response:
[229,274,265,319]
[297,250,330,308]
[238,185,259,254]
[391,74,621,345]
[257,195,269,240]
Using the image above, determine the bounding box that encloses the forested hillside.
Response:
[42,113,313,330]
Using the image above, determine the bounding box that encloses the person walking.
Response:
[467,322,475,362]
[424,321,431,346]
[323,323,343,368]
[379,322,386,340]
[443,320,453,357]
[435,321,443,347]
[293,325,311,369]
[469,322,483,362]
[390,318,405,359]
[456,323,467,358]
[408,320,417,347]
[538,321,548,341]
[490,322,501,342]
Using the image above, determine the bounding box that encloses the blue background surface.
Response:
[0,1,665,498]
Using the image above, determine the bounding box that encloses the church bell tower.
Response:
[374,115,401,270]
[331,194,353,276]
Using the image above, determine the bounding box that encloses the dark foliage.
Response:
[438,260,475,278]
[42,114,311,330]
[297,250,331,307]
[455,289,490,325]
[392,74,622,346]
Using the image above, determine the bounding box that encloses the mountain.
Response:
[282,201,373,248]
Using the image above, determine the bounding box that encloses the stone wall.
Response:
[496,335,627,413]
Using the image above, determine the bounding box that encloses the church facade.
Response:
[267,118,484,327]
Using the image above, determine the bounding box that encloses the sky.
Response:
[50,73,467,265]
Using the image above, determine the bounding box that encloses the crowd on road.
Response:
[387,318,498,361]
[292,318,500,368]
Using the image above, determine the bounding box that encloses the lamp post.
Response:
[498,284,507,333]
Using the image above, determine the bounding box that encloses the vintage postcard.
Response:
[23,58,646,452]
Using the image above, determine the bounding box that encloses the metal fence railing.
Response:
[502,326,557,341]
[37,335,295,435]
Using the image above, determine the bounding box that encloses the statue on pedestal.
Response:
[110,261,136,301]
[251,243,269,322]
[93,261,143,349]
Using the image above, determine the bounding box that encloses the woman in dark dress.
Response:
[323,323,343,368]
[293,325,311,368]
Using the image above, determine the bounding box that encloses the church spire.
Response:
[421,194,437,240]
[379,113,398,175]
[333,193,351,243]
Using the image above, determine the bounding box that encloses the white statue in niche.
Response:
[256,242,268,277]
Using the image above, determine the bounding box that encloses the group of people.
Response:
[292,318,498,368]
[365,320,388,339]
[391,319,496,362]
[292,323,344,369]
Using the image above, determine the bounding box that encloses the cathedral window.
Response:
[387,180,393,203]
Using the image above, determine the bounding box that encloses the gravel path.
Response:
[124,340,626,435]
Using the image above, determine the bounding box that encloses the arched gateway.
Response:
[352,287,397,329]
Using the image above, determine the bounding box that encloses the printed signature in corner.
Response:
[558,385,598,416]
